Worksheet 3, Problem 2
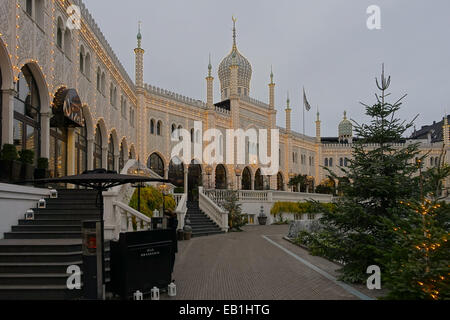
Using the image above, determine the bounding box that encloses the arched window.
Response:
[329,158,333,167]
[435,157,439,167]
[84,53,91,79]
[93,125,102,169]
[75,124,87,174]
[147,153,164,178]
[26,0,32,16]
[178,125,182,141]
[56,23,63,49]
[430,157,434,167]
[101,72,106,94]
[325,158,329,167]
[119,142,125,172]
[13,65,41,165]
[109,83,114,105]
[96,67,101,92]
[340,157,343,167]
[150,119,155,134]
[190,128,194,142]
[242,167,252,190]
[171,124,176,134]
[64,29,72,59]
[215,164,227,189]
[254,169,265,190]
[157,121,162,136]
[277,172,284,191]
[107,134,114,171]
[79,46,85,73]
[168,158,184,188]
[113,87,117,107]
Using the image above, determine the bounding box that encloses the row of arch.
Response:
[145,152,287,191]
[0,36,136,178]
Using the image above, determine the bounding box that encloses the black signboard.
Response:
[110,229,175,299]
[51,87,84,127]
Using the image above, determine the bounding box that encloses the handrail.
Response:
[174,193,187,230]
[113,200,151,235]
[199,187,228,232]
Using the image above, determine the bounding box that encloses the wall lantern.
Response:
[49,189,58,199]
[168,282,177,297]
[38,198,46,209]
[25,209,35,220]
[151,286,160,300]
[133,290,143,300]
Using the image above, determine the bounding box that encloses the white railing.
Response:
[113,200,151,237]
[174,193,187,230]
[199,187,228,232]
[204,189,333,205]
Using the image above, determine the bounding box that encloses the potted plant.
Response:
[258,205,268,225]
[34,157,49,181]
[183,225,192,240]
[0,144,21,182]
[19,149,35,182]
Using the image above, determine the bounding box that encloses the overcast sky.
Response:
[83,0,450,137]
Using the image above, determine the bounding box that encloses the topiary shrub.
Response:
[0,144,18,161]
[18,149,35,164]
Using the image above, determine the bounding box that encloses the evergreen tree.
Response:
[317,66,422,283]
[382,149,450,299]
[222,190,247,231]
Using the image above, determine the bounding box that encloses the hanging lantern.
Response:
[150,286,160,300]
[38,199,46,209]
[49,189,58,199]
[25,209,34,220]
[168,282,177,297]
[133,290,143,300]
[153,209,159,218]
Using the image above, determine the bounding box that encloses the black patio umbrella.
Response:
[33,168,169,299]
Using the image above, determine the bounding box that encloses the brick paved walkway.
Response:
[169,225,382,300]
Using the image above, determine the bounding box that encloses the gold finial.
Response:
[232,16,237,50]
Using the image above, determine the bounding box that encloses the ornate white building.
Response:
[0,0,447,197]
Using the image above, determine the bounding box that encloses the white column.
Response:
[113,152,119,172]
[40,111,51,159]
[1,89,14,145]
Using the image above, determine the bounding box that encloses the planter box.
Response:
[21,163,35,183]
[258,216,267,225]
[0,160,22,183]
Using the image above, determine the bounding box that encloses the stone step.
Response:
[0,261,82,274]
[18,219,81,226]
[4,231,82,240]
[0,251,82,263]
[33,213,100,220]
[12,225,81,232]
[0,239,82,253]
[192,230,224,238]
[32,208,101,215]
[0,285,82,300]
[0,273,82,286]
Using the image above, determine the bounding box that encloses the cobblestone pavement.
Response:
[168,225,382,300]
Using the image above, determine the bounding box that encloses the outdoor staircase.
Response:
[0,189,110,300]
[186,201,223,238]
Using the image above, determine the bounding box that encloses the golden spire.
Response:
[232,16,237,50]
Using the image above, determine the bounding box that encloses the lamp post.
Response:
[132,158,147,212]
[205,165,213,189]
[158,182,169,215]
[235,167,242,190]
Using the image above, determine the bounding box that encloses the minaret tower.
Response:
[285,92,291,133]
[268,66,275,109]
[134,21,145,88]
[206,54,214,107]
[315,109,321,143]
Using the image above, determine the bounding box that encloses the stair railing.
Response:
[112,200,151,238]
[174,193,187,230]
[198,187,228,232]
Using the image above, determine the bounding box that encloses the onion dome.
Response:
[218,17,252,100]
[338,111,353,138]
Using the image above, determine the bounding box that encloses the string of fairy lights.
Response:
[0,0,143,159]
